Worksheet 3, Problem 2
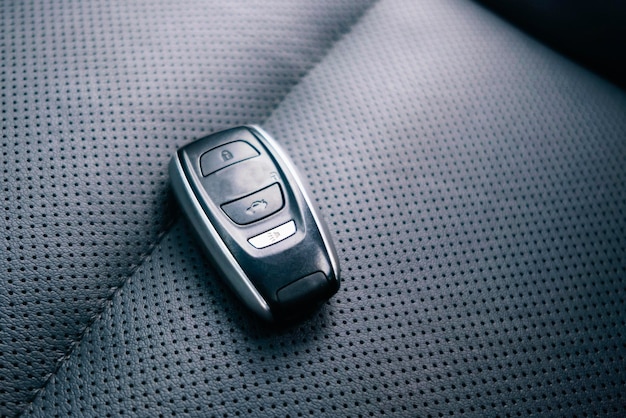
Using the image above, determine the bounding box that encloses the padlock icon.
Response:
[221,149,233,161]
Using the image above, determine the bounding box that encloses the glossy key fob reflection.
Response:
[169,126,340,322]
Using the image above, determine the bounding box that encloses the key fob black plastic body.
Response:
[169,126,340,322]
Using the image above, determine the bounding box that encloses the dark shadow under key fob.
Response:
[169,126,340,322]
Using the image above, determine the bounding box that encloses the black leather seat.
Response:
[2,0,625,416]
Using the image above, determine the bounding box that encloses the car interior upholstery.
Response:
[2,0,625,416]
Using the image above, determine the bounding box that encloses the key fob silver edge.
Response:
[169,154,274,321]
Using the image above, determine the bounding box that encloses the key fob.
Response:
[169,125,340,322]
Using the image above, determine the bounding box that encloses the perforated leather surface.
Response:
[0,0,374,415]
[5,0,626,416]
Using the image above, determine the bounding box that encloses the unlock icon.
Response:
[221,149,233,161]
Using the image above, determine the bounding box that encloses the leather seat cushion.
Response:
[17,0,626,416]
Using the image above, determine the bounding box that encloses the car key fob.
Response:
[169,125,340,322]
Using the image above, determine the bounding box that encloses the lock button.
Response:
[199,140,260,176]
[221,149,234,161]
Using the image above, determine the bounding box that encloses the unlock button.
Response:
[221,183,284,225]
